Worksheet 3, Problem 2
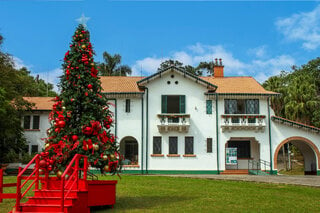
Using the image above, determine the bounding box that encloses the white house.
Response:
[23,61,320,175]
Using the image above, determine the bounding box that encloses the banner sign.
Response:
[226,148,237,165]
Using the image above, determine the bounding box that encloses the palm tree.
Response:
[263,72,288,117]
[99,52,132,76]
[284,74,319,124]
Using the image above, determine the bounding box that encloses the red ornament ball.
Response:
[57,120,66,128]
[87,84,93,89]
[39,160,47,168]
[72,135,78,141]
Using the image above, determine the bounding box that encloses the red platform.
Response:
[1,154,118,213]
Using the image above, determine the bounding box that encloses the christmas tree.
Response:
[41,24,121,176]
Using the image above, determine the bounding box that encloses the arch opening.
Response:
[120,136,139,165]
[274,137,319,175]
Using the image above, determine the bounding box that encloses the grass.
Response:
[1,175,320,213]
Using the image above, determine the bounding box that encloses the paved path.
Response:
[157,174,320,188]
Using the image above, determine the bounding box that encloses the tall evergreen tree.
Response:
[43,24,121,176]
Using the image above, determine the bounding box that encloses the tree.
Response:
[263,71,288,117]
[197,61,216,76]
[0,33,57,163]
[99,52,132,76]
[157,59,214,76]
[43,24,121,176]
[158,59,184,71]
[263,57,320,127]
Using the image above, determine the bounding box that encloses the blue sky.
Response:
[0,1,320,90]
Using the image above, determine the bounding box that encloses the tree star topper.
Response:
[76,14,90,28]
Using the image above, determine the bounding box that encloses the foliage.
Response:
[263,57,320,127]
[158,59,215,76]
[43,24,121,175]
[98,52,132,76]
[21,153,37,164]
[0,33,56,163]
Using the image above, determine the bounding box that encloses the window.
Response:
[33,116,40,129]
[185,137,194,154]
[124,141,138,164]
[125,99,130,113]
[161,95,185,113]
[207,138,213,153]
[153,137,162,154]
[206,100,212,114]
[224,99,259,114]
[24,116,31,129]
[228,141,250,159]
[31,145,38,153]
[169,137,178,154]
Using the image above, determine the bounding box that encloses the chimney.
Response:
[213,58,224,78]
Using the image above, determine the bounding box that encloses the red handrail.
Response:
[15,154,40,211]
[60,154,88,212]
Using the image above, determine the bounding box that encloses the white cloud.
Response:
[248,46,267,58]
[249,55,295,82]
[132,57,168,76]
[276,5,320,50]
[12,56,31,70]
[36,68,62,92]
[130,43,295,83]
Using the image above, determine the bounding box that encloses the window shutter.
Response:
[206,100,212,114]
[161,95,167,113]
[179,95,186,114]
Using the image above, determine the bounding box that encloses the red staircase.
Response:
[4,153,109,213]
[11,154,90,213]
[1,154,117,213]
[220,169,249,175]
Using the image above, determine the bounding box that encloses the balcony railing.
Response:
[221,114,266,132]
[157,114,190,133]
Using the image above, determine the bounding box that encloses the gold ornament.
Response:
[90,62,94,66]
[93,144,99,151]
[62,106,66,110]
[110,154,115,160]
[56,170,63,178]
[103,165,109,172]
[102,155,108,160]
[80,34,83,37]
[81,44,86,49]
[106,145,111,149]
[45,143,50,148]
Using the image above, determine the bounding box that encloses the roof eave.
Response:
[137,66,218,90]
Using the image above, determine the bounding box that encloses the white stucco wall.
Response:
[144,70,217,171]
[271,115,320,172]
[23,111,50,153]
[108,98,143,171]
[217,96,271,170]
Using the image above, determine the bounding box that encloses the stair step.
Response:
[27,196,77,205]
[34,189,79,197]
[221,170,249,175]
[20,203,72,212]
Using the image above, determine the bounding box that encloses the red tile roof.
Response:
[100,76,143,93]
[23,97,54,111]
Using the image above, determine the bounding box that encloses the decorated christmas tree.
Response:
[41,23,121,177]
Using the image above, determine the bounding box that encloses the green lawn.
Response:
[1,175,320,213]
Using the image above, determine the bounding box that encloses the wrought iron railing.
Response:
[248,159,271,175]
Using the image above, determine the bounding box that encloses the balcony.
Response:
[221,114,266,132]
[157,114,190,133]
